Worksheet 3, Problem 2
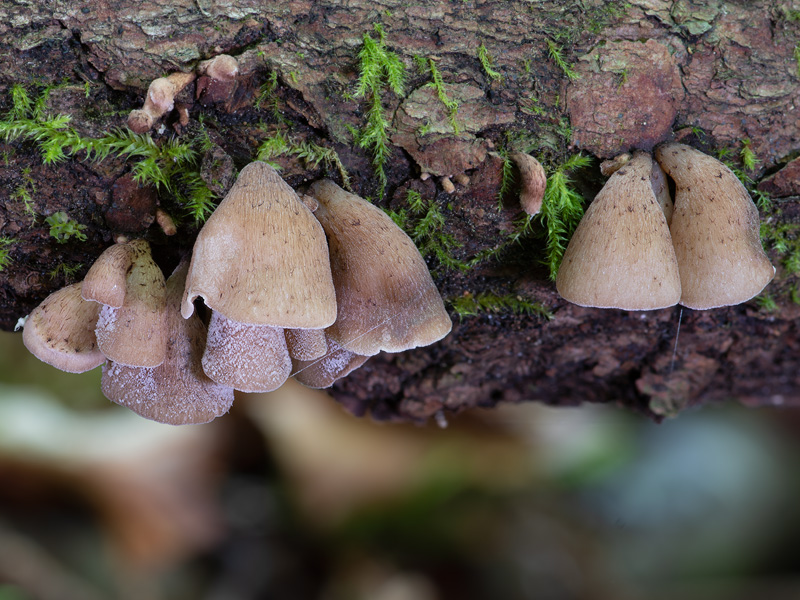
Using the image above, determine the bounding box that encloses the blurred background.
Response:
[2,328,800,600]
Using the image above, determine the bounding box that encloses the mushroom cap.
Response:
[93,239,168,367]
[292,336,369,389]
[655,143,775,309]
[556,151,681,310]
[201,311,292,393]
[285,327,328,361]
[201,54,239,81]
[309,180,452,355]
[101,262,234,425]
[650,159,673,226]
[181,161,337,328]
[82,240,143,307]
[511,152,546,216]
[22,282,105,373]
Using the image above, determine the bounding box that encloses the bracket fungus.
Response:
[654,143,774,309]
[308,179,452,356]
[22,282,105,373]
[556,152,681,310]
[182,161,337,392]
[83,239,168,368]
[101,262,234,425]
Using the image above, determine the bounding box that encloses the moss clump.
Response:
[256,130,351,190]
[450,291,552,320]
[45,212,86,244]
[477,43,503,82]
[0,237,16,272]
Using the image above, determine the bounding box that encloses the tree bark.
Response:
[1,0,799,421]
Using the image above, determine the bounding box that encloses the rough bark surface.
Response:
[1,0,799,422]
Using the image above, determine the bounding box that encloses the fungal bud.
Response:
[654,142,774,309]
[556,152,681,310]
[127,72,196,133]
[599,153,631,177]
[196,54,240,107]
[308,179,452,356]
[84,239,168,367]
[511,152,547,216]
[22,282,105,373]
[101,261,234,425]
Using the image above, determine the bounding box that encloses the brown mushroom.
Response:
[292,336,370,389]
[196,54,239,106]
[22,282,105,373]
[556,151,681,310]
[285,328,328,361]
[308,179,452,355]
[101,262,234,425]
[654,142,774,309]
[650,159,673,226]
[127,72,195,134]
[85,239,168,367]
[511,152,547,216]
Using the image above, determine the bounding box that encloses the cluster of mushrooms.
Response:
[555,143,775,311]
[22,162,452,425]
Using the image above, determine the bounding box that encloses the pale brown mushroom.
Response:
[292,336,369,389]
[101,262,234,425]
[556,152,681,310]
[201,311,292,393]
[196,54,239,106]
[181,161,336,329]
[127,72,195,134]
[86,239,168,367]
[655,142,774,309]
[308,179,452,355]
[285,328,328,361]
[511,152,547,216]
[650,159,673,226]
[22,282,105,373]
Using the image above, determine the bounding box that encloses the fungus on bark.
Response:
[127,72,195,133]
[101,262,234,425]
[292,336,370,389]
[308,179,452,356]
[196,54,239,107]
[83,239,168,368]
[654,142,774,309]
[182,161,337,392]
[22,282,105,373]
[556,152,681,310]
[511,152,547,216]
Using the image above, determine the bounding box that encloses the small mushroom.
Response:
[285,328,328,361]
[84,239,168,367]
[127,72,195,134]
[292,336,369,389]
[196,54,239,106]
[201,311,292,393]
[556,152,681,310]
[308,179,452,355]
[511,152,547,216]
[599,153,631,177]
[22,282,105,373]
[654,142,774,309]
[101,262,234,425]
[181,161,336,328]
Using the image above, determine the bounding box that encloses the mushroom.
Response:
[127,72,195,134]
[182,161,337,392]
[101,262,234,425]
[83,239,168,367]
[308,179,452,355]
[292,335,369,389]
[511,152,547,216]
[556,151,681,310]
[650,159,673,226]
[654,142,774,309]
[22,282,105,373]
[196,54,239,107]
[285,328,328,361]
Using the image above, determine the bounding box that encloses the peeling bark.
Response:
[1,0,799,421]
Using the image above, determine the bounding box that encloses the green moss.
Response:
[48,261,83,281]
[450,291,552,320]
[477,43,503,82]
[755,293,778,313]
[353,24,406,198]
[45,212,86,244]
[256,131,351,190]
[0,237,16,272]
[740,138,759,171]
[794,43,800,78]
[424,59,460,134]
[546,39,579,81]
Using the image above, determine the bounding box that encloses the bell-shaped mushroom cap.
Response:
[22,282,105,373]
[511,152,547,216]
[181,161,337,328]
[556,152,681,310]
[92,239,168,367]
[308,180,452,356]
[650,160,673,226]
[292,336,370,389]
[201,311,292,393]
[655,143,775,309]
[82,240,141,307]
[285,328,327,361]
[101,262,234,425]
